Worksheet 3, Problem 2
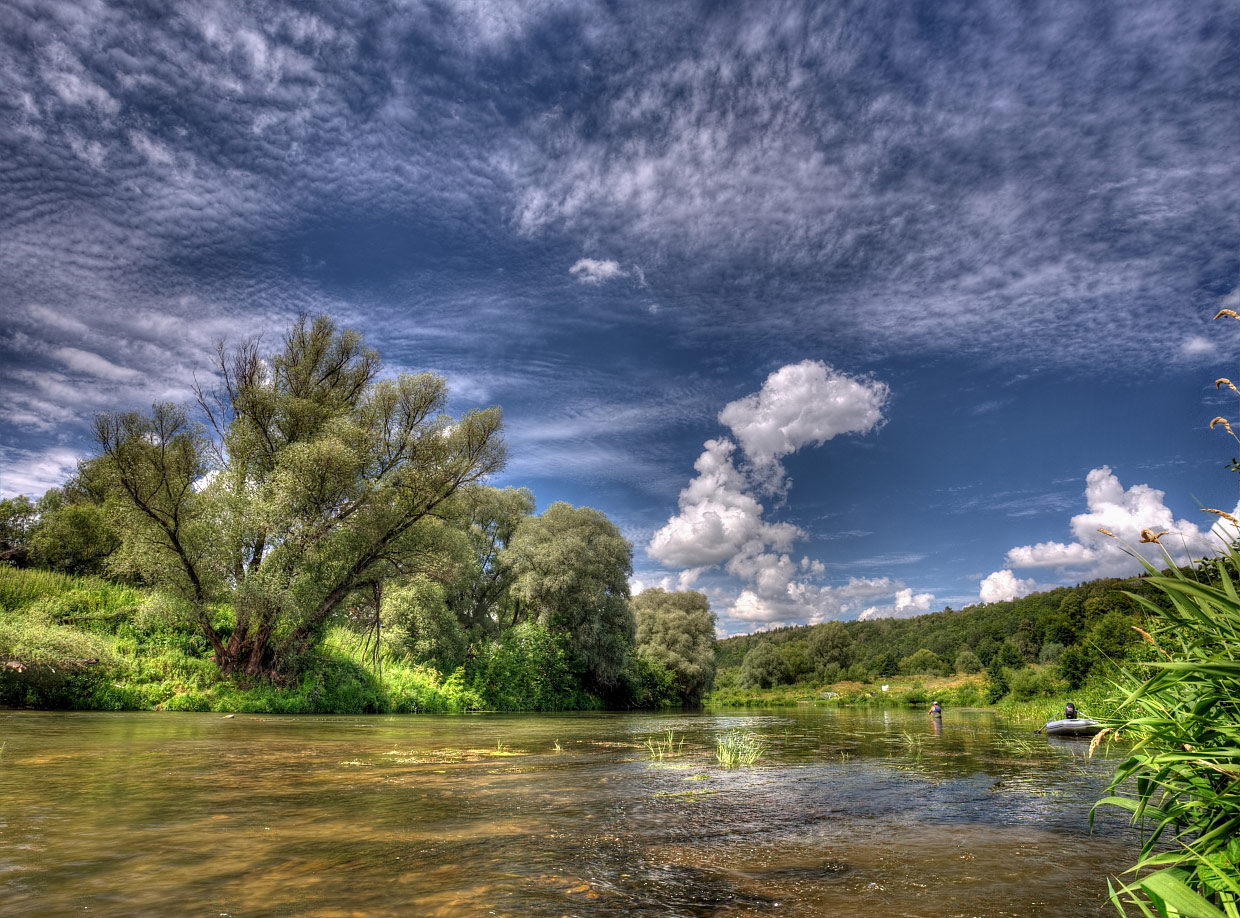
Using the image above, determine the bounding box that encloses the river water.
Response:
[0,708,1136,917]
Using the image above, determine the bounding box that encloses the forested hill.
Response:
[715,574,1164,690]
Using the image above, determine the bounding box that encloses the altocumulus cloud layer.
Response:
[3,1,1240,629]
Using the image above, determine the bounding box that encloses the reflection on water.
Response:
[0,708,1133,917]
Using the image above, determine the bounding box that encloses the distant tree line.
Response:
[716,576,1166,702]
[0,316,716,709]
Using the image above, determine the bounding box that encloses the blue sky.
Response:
[3,1,1240,633]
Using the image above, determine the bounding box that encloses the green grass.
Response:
[716,729,765,767]
[645,729,686,761]
[0,568,489,714]
[705,673,989,710]
[1092,547,1240,917]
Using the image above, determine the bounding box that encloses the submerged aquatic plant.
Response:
[1092,543,1240,918]
[716,730,765,768]
[645,729,685,762]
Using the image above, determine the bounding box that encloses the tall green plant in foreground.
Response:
[1094,545,1240,917]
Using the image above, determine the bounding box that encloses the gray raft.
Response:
[1043,717,1102,737]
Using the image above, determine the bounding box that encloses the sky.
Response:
[3,0,1240,634]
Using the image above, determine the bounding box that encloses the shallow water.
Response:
[0,708,1135,917]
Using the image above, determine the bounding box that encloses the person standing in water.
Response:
[929,701,942,717]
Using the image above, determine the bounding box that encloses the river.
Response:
[0,707,1136,917]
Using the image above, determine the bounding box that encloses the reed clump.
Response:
[1093,545,1240,917]
[716,730,765,768]
[645,729,685,762]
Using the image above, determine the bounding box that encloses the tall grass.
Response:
[645,729,685,761]
[716,729,765,767]
[0,566,87,609]
[1093,546,1240,917]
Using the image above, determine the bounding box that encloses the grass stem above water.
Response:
[716,730,765,768]
[645,729,685,761]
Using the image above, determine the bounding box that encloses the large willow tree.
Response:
[95,315,505,680]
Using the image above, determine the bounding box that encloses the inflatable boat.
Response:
[1043,717,1102,737]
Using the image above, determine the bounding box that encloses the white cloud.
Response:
[647,438,799,568]
[1003,466,1216,579]
[569,258,626,284]
[718,360,888,481]
[649,360,930,630]
[979,569,1037,603]
[649,362,887,571]
[1177,335,1217,358]
[51,346,141,381]
[857,586,937,621]
[0,446,82,499]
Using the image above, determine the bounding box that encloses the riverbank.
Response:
[704,672,1119,724]
[0,567,596,714]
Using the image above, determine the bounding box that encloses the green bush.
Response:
[470,621,593,711]
[386,665,484,714]
[955,648,983,674]
[868,652,899,677]
[739,642,790,688]
[1095,547,1240,915]
[845,663,872,683]
[816,661,842,684]
[1037,641,1065,664]
[1008,666,1061,701]
[619,653,679,708]
[1057,644,1094,688]
[899,648,942,676]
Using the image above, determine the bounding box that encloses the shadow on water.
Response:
[0,708,1134,917]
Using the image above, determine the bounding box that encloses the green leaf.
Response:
[1138,870,1228,918]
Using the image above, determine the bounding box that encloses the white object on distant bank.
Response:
[881,685,889,692]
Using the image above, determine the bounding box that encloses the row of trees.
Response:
[718,575,1156,696]
[0,316,716,708]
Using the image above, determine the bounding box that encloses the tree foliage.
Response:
[506,502,634,691]
[94,315,505,680]
[739,642,789,688]
[632,588,717,705]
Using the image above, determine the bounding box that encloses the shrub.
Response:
[387,665,484,713]
[1038,641,1065,665]
[869,652,899,677]
[1008,666,1061,701]
[739,642,790,688]
[955,648,983,674]
[845,663,872,683]
[899,648,942,676]
[619,653,679,708]
[1057,645,1094,689]
[470,620,591,711]
[816,661,842,684]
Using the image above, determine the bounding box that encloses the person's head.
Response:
[932,700,940,707]
[1066,702,1077,714]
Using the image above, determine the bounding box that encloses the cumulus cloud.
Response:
[650,360,933,631]
[723,576,907,627]
[858,587,937,621]
[647,438,799,568]
[979,569,1038,604]
[650,360,885,570]
[717,360,888,485]
[999,466,1218,580]
[569,258,626,284]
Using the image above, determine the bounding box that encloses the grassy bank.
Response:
[705,670,1122,723]
[0,567,563,714]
